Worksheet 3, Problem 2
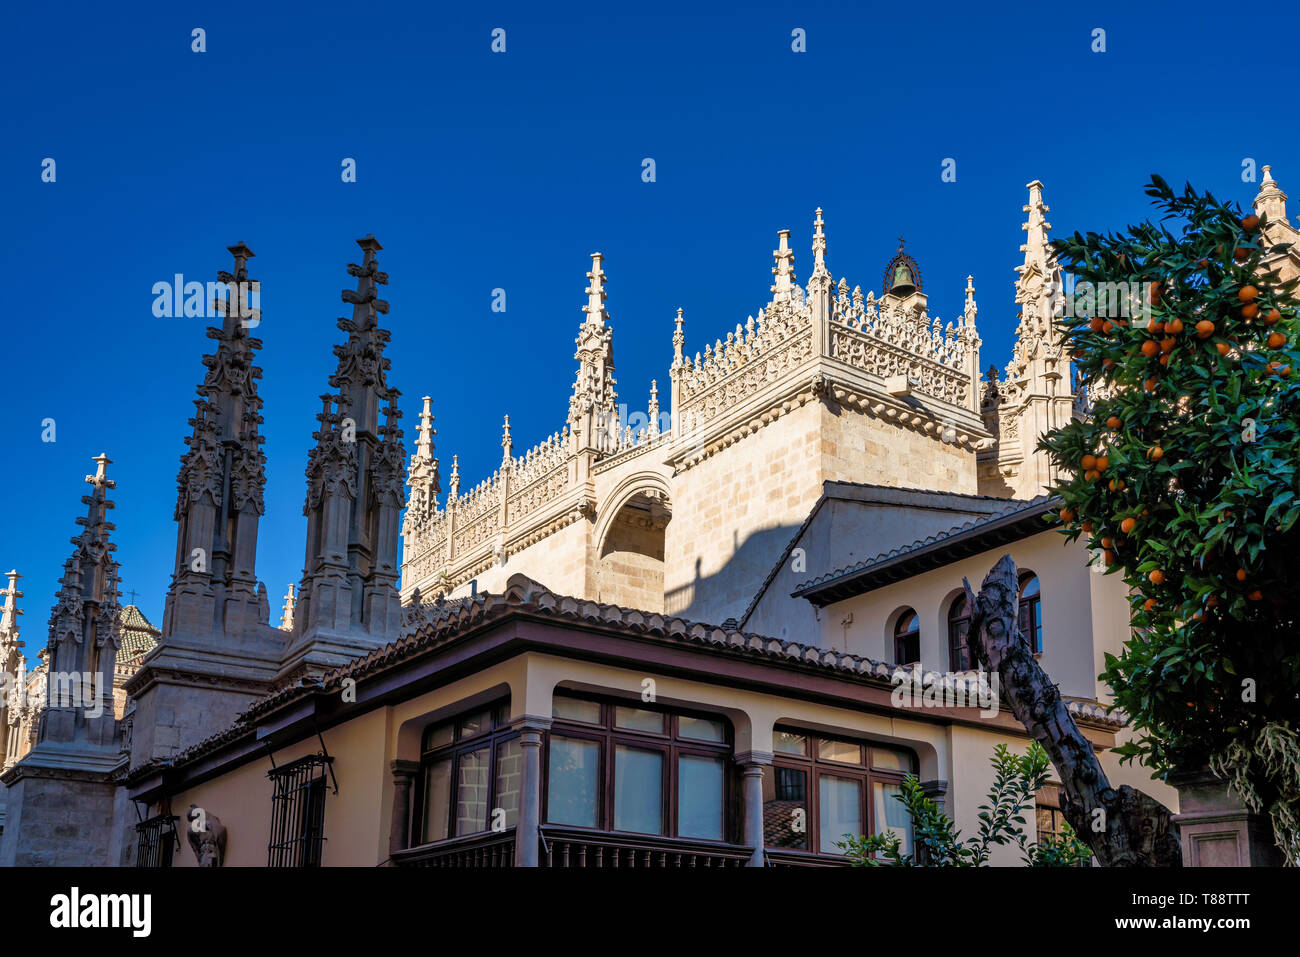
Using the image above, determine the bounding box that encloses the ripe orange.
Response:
[1104,549,1117,566]
[1105,415,1122,429]
[1089,316,1105,332]
[1082,520,1094,534]
[1101,536,1114,549]
[1095,455,1109,471]
[1265,308,1281,325]
[1080,453,1097,470]
[1242,302,1260,319]
[1084,469,1100,482]
[1235,568,1247,582]
[1238,285,1259,302]
[1195,320,1216,338]
[1103,359,1117,371]
[1150,320,1165,334]
[1216,342,1231,356]
[1160,337,1176,353]
[1140,339,1159,357]
[1144,377,1158,392]
[1121,517,1137,534]
[1248,589,1263,601]
[1059,507,1075,522]
[1268,332,1287,349]
[1102,320,1115,334]
[1143,598,1157,612]
[1242,213,1261,231]
[1147,445,1164,461]
[1149,569,1165,585]
[1166,318,1184,335]
[1159,354,1171,366]
[1235,246,1251,262]
[1149,283,1163,306]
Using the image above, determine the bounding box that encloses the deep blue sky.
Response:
[3,1,1295,663]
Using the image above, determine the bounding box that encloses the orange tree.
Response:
[1041,175,1300,862]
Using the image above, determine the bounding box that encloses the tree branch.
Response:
[963,554,1182,867]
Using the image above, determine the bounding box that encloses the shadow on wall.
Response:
[664,523,802,627]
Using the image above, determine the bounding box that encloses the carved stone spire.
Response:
[811,208,829,282]
[672,308,685,368]
[501,415,513,464]
[569,254,618,450]
[40,454,122,749]
[1020,180,1052,274]
[284,236,407,682]
[162,242,269,644]
[0,569,25,769]
[404,395,440,528]
[964,275,978,326]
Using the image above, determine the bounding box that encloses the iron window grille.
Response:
[135,813,179,868]
[267,754,334,867]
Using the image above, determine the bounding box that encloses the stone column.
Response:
[388,760,419,860]
[736,750,772,867]
[1170,767,1283,867]
[513,717,550,868]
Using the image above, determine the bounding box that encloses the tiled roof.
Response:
[117,604,161,663]
[127,573,1124,783]
[792,495,1061,602]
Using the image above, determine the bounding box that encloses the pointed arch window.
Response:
[947,595,974,671]
[1018,573,1043,654]
[892,610,920,665]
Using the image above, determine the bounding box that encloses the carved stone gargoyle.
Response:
[186,804,228,867]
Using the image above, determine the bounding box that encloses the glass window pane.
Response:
[677,754,725,840]
[773,731,807,756]
[494,738,522,829]
[553,694,601,724]
[547,736,600,828]
[455,747,491,836]
[870,746,912,773]
[614,746,664,834]
[423,723,453,751]
[872,780,913,857]
[818,775,863,854]
[614,706,666,734]
[422,758,452,843]
[458,709,493,740]
[817,739,863,764]
[678,714,726,742]
[762,765,807,849]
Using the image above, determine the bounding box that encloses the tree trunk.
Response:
[963,554,1182,867]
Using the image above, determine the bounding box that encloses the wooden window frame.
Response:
[893,609,920,665]
[766,728,916,857]
[415,700,520,845]
[1018,572,1043,654]
[947,594,974,672]
[542,693,734,842]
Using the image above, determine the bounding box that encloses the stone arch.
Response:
[593,472,672,613]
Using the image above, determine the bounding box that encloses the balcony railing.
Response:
[539,827,752,868]
[392,830,516,867]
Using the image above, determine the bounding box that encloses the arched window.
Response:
[1018,573,1043,653]
[947,594,974,671]
[893,609,920,664]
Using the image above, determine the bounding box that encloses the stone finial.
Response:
[501,415,513,463]
[812,207,828,276]
[583,253,608,328]
[648,380,661,438]
[449,455,460,498]
[279,583,297,632]
[771,229,796,296]
[415,396,436,459]
[86,453,115,491]
[0,569,23,638]
[1020,180,1052,269]
[964,275,977,324]
[1254,165,1288,225]
[672,308,685,367]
